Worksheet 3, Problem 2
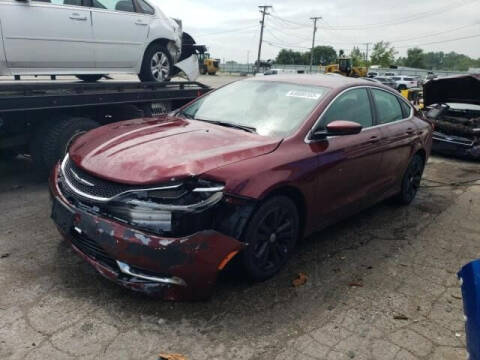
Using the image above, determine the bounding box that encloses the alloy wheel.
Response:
[404,158,423,202]
[150,52,170,81]
[252,206,295,273]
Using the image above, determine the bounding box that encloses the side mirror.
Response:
[309,120,363,141]
[326,120,363,136]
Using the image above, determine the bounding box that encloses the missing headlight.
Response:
[104,179,225,235]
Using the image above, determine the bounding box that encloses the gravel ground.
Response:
[1,75,480,359]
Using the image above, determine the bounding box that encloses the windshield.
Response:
[179,80,329,137]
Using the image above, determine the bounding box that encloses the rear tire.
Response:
[241,196,299,281]
[0,149,17,161]
[76,75,103,82]
[395,154,424,205]
[30,116,99,176]
[138,44,173,82]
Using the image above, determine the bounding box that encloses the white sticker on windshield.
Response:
[286,90,322,100]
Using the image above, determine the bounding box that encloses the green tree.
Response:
[423,51,445,70]
[304,46,337,66]
[350,46,365,67]
[275,49,305,65]
[370,41,396,67]
[404,48,425,68]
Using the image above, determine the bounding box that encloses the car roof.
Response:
[245,74,375,89]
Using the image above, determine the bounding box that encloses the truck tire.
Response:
[76,75,103,82]
[138,44,173,82]
[30,116,99,175]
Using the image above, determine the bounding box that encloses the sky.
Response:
[157,0,480,63]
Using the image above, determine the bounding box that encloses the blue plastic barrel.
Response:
[458,260,480,359]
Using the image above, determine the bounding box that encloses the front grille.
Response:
[62,156,148,202]
[71,231,117,269]
[433,131,474,146]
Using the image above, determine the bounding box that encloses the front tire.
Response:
[396,154,424,205]
[76,75,103,82]
[138,44,173,82]
[242,196,299,281]
[0,150,17,161]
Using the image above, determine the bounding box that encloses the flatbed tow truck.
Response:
[0,80,210,174]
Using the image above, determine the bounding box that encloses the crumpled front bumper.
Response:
[432,131,480,159]
[49,165,244,301]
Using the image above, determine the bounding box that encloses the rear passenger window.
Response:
[399,99,412,117]
[320,88,373,129]
[371,89,403,124]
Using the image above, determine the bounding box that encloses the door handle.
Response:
[70,13,87,21]
[135,20,148,25]
[406,127,414,135]
[368,136,379,144]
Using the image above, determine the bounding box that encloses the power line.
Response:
[263,39,311,50]
[315,0,478,30]
[268,19,312,41]
[266,24,312,45]
[388,23,480,43]
[196,25,258,36]
[396,33,480,48]
[269,14,310,28]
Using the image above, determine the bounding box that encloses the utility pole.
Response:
[309,17,322,73]
[256,5,272,74]
[363,42,371,69]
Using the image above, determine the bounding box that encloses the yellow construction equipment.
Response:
[324,56,367,77]
[198,53,220,75]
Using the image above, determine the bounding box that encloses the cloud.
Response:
[157,0,480,62]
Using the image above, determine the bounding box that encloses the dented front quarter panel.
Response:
[50,165,244,301]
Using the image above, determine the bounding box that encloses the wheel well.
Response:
[415,149,426,165]
[263,186,307,238]
[144,38,171,55]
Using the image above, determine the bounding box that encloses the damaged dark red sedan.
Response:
[50,75,433,300]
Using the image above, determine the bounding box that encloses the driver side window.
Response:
[320,88,373,129]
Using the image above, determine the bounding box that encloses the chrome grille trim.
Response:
[60,154,182,203]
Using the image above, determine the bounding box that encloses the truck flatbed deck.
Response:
[0,80,210,173]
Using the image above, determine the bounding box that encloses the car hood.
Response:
[69,116,282,185]
[424,74,480,106]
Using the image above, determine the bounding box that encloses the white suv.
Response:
[391,76,419,91]
[0,0,205,81]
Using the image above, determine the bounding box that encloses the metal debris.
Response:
[159,354,187,360]
[292,273,308,287]
[393,314,409,321]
